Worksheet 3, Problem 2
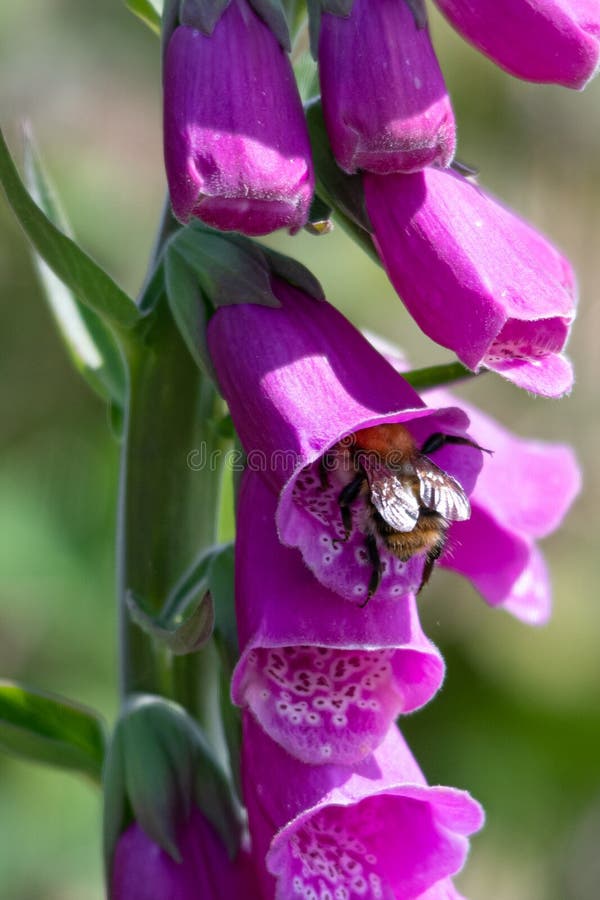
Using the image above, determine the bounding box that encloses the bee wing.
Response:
[362,458,421,532]
[415,457,471,521]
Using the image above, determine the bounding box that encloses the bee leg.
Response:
[337,473,365,541]
[417,535,447,594]
[421,432,492,456]
[360,533,383,607]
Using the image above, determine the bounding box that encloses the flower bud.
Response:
[111,807,258,900]
[163,1,314,235]
[319,0,455,173]
[103,696,241,889]
[364,167,576,397]
[434,0,600,89]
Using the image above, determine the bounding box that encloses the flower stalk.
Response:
[117,297,225,705]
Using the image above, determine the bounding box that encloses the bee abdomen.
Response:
[373,507,449,562]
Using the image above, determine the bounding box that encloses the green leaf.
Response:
[103,695,241,876]
[320,0,354,15]
[208,544,235,619]
[125,0,163,34]
[207,544,242,799]
[0,680,106,781]
[171,227,278,310]
[164,241,212,376]
[161,546,215,619]
[0,128,140,333]
[180,0,231,35]
[405,0,428,29]
[305,100,380,264]
[209,543,238,668]
[127,590,215,656]
[261,244,325,301]
[165,227,281,378]
[22,130,127,407]
[247,0,291,51]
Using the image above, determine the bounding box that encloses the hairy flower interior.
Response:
[290,458,424,602]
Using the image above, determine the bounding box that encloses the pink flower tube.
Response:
[243,714,483,900]
[232,472,445,766]
[111,807,259,899]
[368,334,581,624]
[433,393,581,624]
[208,281,485,602]
[364,167,576,397]
[319,0,455,173]
[163,1,314,235]
[434,0,600,89]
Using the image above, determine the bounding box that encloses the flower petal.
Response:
[243,716,484,900]
[319,0,455,174]
[364,167,576,396]
[233,474,445,764]
[434,0,600,89]
[163,4,313,235]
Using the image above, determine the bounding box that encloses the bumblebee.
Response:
[323,423,487,603]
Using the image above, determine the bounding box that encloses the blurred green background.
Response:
[1,2,600,898]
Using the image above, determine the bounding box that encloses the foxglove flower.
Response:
[243,714,483,900]
[364,167,576,397]
[233,472,445,766]
[433,392,581,624]
[368,334,581,624]
[318,0,455,174]
[434,0,600,90]
[111,807,258,899]
[208,280,484,603]
[163,1,314,235]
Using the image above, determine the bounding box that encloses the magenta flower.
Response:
[111,807,259,899]
[434,0,600,89]
[232,472,445,766]
[364,167,576,397]
[367,333,581,624]
[243,714,483,900]
[208,281,485,603]
[163,3,314,235]
[318,0,455,174]
[431,391,581,624]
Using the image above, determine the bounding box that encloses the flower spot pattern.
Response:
[243,646,404,764]
[288,461,424,602]
[283,810,392,900]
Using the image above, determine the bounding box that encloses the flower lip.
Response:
[374,349,582,624]
[242,716,484,900]
[276,406,483,604]
[233,473,446,765]
[189,193,311,237]
[276,405,471,536]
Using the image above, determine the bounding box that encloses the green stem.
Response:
[403,361,484,390]
[117,299,224,700]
